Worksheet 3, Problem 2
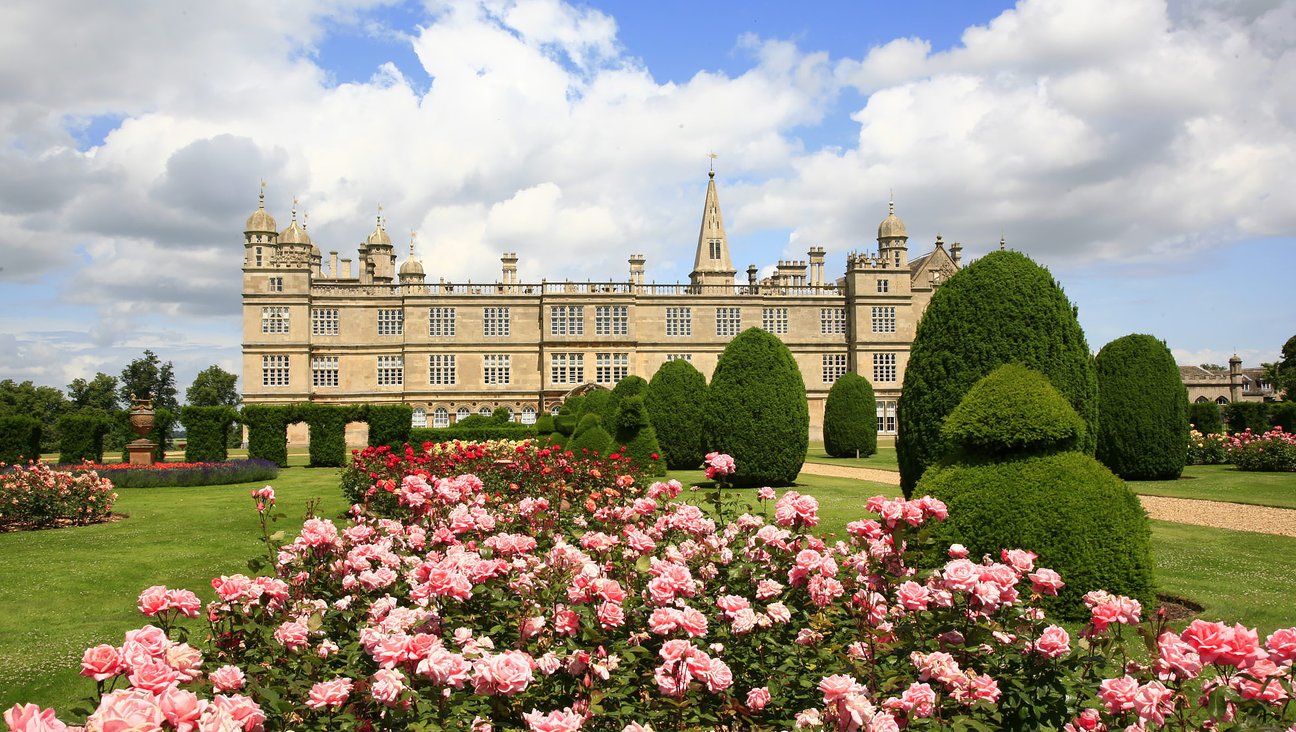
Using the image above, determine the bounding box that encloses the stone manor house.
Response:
[241,171,962,439]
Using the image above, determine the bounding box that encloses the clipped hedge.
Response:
[1187,402,1224,434]
[897,250,1097,495]
[304,404,353,468]
[1273,403,1296,432]
[84,459,280,489]
[1095,335,1188,480]
[917,365,1154,620]
[406,425,537,446]
[1224,402,1271,434]
[822,372,877,458]
[646,359,709,470]
[366,404,414,448]
[568,414,613,456]
[242,405,295,467]
[603,376,649,429]
[57,413,110,464]
[534,414,555,435]
[612,395,665,476]
[705,328,808,487]
[179,406,238,463]
[578,390,612,424]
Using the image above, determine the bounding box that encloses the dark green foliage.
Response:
[67,373,120,412]
[179,406,238,462]
[942,364,1086,457]
[1187,402,1224,434]
[704,328,809,487]
[534,414,555,435]
[304,404,352,468]
[560,395,586,417]
[1225,402,1270,434]
[916,365,1155,620]
[242,405,295,467]
[185,365,240,407]
[491,406,513,423]
[919,452,1155,620]
[118,350,179,413]
[453,414,497,429]
[0,416,43,463]
[612,396,665,475]
[1271,403,1296,431]
[897,250,1097,495]
[603,376,649,427]
[646,359,709,470]
[57,414,110,463]
[568,414,612,455]
[822,372,878,458]
[1095,335,1188,480]
[578,390,612,423]
[1278,334,1296,400]
[0,379,67,452]
[366,404,413,447]
[406,425,537,445]
[553,415,577,437]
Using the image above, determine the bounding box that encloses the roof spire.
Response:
[690,163,736,288]
[258,179,267,208]
[708,151,717,178]
[889,188,894,215]
[410,230,417,258]
[302,211,309,230]
[290,196,298,221]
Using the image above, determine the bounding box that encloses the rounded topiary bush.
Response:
[568,414,612,456]
[916,365,1154,620]
[1095,334,1189,480]
[1187,402,1223,435]
[897,250,1097,495]
[646,359,708,470]
[822,372,877,458]
[603,376,649,428]
[705,328,808,487]
[612,395,665,476]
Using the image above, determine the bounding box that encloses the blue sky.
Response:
[1,0,1293,394]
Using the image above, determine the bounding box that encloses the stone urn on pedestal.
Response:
[127,395,157,465]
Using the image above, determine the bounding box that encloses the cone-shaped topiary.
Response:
[704,328,808,486]
[1095,334,1189,480]
[917,364,1155,620]
[578,390,612,423]
[568,414,612,456]
[823,372,878,458]
[612,395,666,476]
[646,359,709,470]
[603,376,649,428]
[898,250,1097,495]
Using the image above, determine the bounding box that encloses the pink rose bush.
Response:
[1227,427,1296,472]
[0,461,116,530]
[9,443,1296,730]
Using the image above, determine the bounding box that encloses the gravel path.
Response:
[798,462,1296,538]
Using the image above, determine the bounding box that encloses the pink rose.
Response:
[596,602,625,629]
[159,686,202,730]
[123,625,169,659]
[1033,626,1071,659]
[473,651,534,696]
[80,644,124,682]
[746,687,771,711]
[128,657,180,693]
[941,559,979,592]
[678,607,708,638]
[1265,627,1296,664]
[947,544,969,558]
[273,620,310,651]
[209,665,247,693]
[819,674,859,703]
[88,689,164,732]
[705,658,732,693]
[137,585,170,616]
[522,707,584,732]
[306,678,353,710]
[1098,675,1139,713]
[1027,568,1064,595]
[166,589,203,618]
[757,487,776,501]
[4,704,67,732]
[1000,549,1036,573]
[211,694,266,731]
[896,581,931,611]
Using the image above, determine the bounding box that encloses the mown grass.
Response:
[1127,463,1296,509]
[803,438,899,472]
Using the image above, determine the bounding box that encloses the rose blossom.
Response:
[1033,626,1071,659]
[88,689,164,732]
[306,678,354,710]
[746,687,771,711]
[137,585,170,616]
[159,686,202,730]
[3,704,67,732]
[209,665,247,693]
[80,644,124,682]
[473,651,534,696]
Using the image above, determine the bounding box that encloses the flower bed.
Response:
[66,459,280,488]
[1185,429,1230,465]
[1226,427,1296,472]
[0,461,116,530]
[7,445,1296,731]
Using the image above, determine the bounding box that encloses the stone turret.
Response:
[362,211,396,283]
[689,169,736,289]
[878,198,908,270]
[500,252,519,285]
[628,254,646,286]
[1230,354,1243,403]
[243,185,278,268]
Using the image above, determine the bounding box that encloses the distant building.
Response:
[240,170,964,441]
[1180,355,1278,405]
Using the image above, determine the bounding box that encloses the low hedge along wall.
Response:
[57,414,111,463]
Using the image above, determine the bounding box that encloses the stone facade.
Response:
[241,173,962,439]
[1180,358,1280,405]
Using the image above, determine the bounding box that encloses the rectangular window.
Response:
[822,354,848,384]
[268,277,284,292]
[377,355,404,386]
[762,307,788,335]
[716,307,741,337]
[377,309,404,336]
[483,307,511,337]
[873,353,897,382]
[595,305,628,336]
[261,355,289,387]
[254,247,263,267]
[596,353,629,384]
[871,306,896,334]
[820,307,846,334]
[878,400,897,433]
[428,307,456,337]
[311,356,338,388]
[666,307,692,337]
[550,305,585,336]
[429,354,457,385]
[876,279,889,293]
[666,354,692,362]
[261,306,289,334]
[483,354,511,385]
[311,308,339,336]
[550,353,585,384]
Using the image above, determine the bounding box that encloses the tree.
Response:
[185,365,240,407]
[0,379,68,452]
[1199,363,1226,373]
[1095,334,1188,480]
[704,328,808,487]
[1278,335,1296,400]
[897,251,1097,495]
[68,373,121,412]
[646,359,709,470]
[823,372,878,458]
[119,350,179,412]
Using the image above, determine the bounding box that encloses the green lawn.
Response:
[1127,463,1296,509]
[803,438,899,472]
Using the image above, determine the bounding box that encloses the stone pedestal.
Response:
[127,439,156,465]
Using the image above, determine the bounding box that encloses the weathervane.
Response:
[410,230,417,258]
[707,151,718,173]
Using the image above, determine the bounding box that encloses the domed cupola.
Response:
[278,200,312,246]
[877,199,907,241]
[244,184,278,240]
[877,197,909,269]
[366,214,393,248]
